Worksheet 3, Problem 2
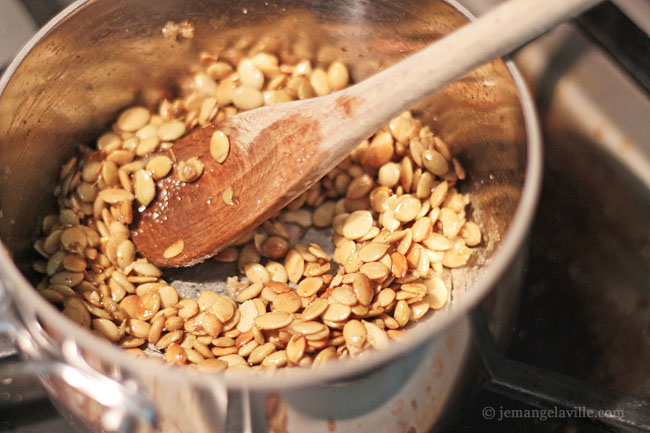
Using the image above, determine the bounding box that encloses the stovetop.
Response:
[1,1,649,432]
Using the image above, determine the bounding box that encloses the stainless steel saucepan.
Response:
[0,0,541,432]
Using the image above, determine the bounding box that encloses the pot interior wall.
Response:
[0,0,527,302]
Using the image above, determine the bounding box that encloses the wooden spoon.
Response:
[132,0,600,267]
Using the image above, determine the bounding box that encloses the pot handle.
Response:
[470,307,650,432]
[0,281,158,433]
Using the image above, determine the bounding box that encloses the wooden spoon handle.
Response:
[339,0,602,137]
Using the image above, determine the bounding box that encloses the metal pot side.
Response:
[0,0,542,432]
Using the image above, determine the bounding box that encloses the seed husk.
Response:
[176,157,204,183]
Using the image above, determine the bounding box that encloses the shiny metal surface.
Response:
[0,0,541,432]
[0,279,156,432]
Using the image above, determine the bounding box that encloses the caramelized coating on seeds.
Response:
[33,45,480,373]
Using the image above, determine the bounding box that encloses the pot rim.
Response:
[0,0,542,390]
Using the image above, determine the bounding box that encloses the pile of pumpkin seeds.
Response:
[31,47,481,373]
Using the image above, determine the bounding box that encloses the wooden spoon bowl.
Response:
[132,101,342,267]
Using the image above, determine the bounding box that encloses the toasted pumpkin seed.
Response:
[163,239,184,259]
[34,51,484,372]
[322,303,351,322]
[158,119,186,141]
[117,107,150,132]
[363,321,390,350]
[254,311,293,330]
[343,320,367,348]
[210,130,230,163]
[301,298,329,321]
[146,155,173,179]
[327,62,349,91]
[222,185,235,206]
[342,210,373,240]
[232,86,264,110]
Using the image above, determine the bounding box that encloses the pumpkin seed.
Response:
[254,311,293,330]
[342,210,373,240]
[327,62,349,91]
[117,107,150,132]
[163,239,184,259]
[34,50,483,372]
[343,320,367,347]
[209,130,230,163]
[146,155,173,179]
[296,277,323,297]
